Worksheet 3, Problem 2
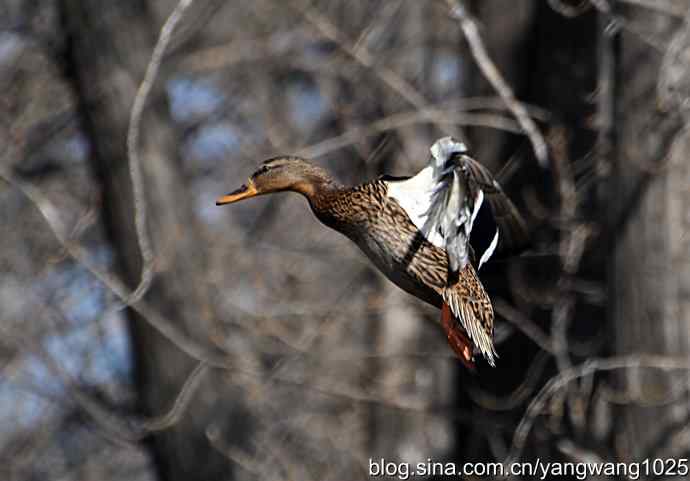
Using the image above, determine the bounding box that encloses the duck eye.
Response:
[252,165,272,178]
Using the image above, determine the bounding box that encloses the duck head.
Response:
[216,156,337,205]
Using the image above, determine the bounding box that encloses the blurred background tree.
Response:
[1,0,689,480]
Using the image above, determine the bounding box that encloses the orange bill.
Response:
[216,180,258,205]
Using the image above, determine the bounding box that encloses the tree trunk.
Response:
[59,2,254,480]
[613,2,690,460]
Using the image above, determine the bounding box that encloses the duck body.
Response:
[310,178,448,310]
[217,137,529,369]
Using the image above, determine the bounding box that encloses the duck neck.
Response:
[291,171,342,214]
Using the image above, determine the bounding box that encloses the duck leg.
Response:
[441,302,476,371]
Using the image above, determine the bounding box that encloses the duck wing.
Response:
[385,137,528,366]
[421,137,529,273]
[385,137,529,274]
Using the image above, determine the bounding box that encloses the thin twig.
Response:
[446,0,549,166]
[618,0,687,18]
[2,312,209,442]
[494,299,556,354]
[126,0,196,305]
[207,425,264,476]
[297,96,549,159]
[5,166,495,418]
[140,361,210,432]
[590,0,670,52]
[550,127,586,430]
[548,0,592,17]
[291,1,457,137]
[297,110,522,159]
[504,355,690,468]
[466,351,551,411]
[0,168,232,368]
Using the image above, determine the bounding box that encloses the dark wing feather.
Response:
[460,155,530,259]
[421,137,529,274]
[421,138,474,273]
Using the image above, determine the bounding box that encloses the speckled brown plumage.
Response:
[310,179,497,365]
[217,154,527,368]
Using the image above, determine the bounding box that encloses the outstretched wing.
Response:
[386,136,529,275]
[422,137,529,273]
[460,150,530,263]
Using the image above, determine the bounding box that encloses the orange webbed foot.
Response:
[441,302,476,372]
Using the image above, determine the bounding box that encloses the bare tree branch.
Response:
[505,355,690,467]
[126,0,197,305]
[291,0,458,138]
[445,0,549,166]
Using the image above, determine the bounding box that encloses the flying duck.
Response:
[217,137,529,369]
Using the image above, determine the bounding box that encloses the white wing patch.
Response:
[386,166,490,260]
[478,230,499,270]
[386,166,486,251]
[386,166,445,248]
[387,137,500,272]
[470,189,484,229]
